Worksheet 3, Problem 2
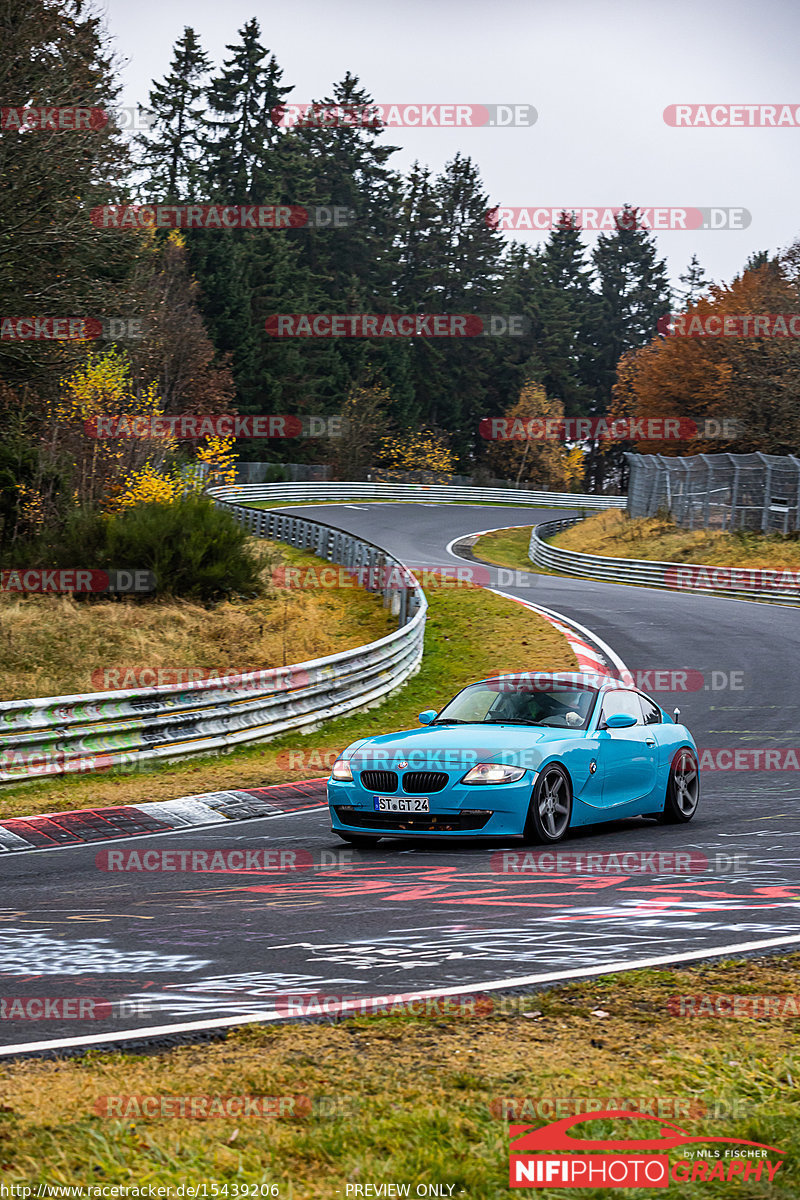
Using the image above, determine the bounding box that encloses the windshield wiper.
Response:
[431,718,469,725]
[482,718,542,726]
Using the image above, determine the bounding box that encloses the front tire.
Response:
[335,831,380,848]
[657,748,700,824]
[523,764,573,844]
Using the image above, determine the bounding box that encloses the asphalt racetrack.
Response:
[3,503,799,1056]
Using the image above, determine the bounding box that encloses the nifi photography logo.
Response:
[507,1111,785,1188]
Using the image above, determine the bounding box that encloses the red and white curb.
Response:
[0,779,327,854]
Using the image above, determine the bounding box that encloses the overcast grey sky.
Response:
[102,0,800,290]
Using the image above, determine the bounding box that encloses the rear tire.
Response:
[335,831,380,848]
[523,764,573,844]
[657,748,699,824]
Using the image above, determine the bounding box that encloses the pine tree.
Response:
[588,205,671,490]
[398,154,505,459]
[676,253,710,307]
[592,205,672,402]
[263,73,404,422]
[535,215,601,417]
[135,27,212,202]
[202,18,292,202]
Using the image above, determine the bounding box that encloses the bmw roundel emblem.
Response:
[589,760,597,774]
[398,760,409,769]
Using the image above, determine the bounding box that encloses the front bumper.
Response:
[327,772,535,839]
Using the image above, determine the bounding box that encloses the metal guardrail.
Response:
[209,481,626,509]
[0,507,427,785]
[529,518,800,605]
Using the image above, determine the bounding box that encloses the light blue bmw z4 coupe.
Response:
[327,672,699,846]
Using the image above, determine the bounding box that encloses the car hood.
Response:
[343,724,580,769]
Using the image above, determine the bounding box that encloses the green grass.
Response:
[472,526,537,573]
[1,955,799,1196]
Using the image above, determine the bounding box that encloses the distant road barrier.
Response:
[529,517,800,604]
[209,481,626,509]
[0,504,426,786]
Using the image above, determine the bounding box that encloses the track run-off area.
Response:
[3,501,800,1057]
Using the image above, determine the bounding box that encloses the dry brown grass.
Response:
[0,583,576,817]
[553,509,800,568]
[0,540,395,701]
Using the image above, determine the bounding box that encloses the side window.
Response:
[638,695,662,725]
[600,689,642,726]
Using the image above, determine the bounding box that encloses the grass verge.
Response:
[0,582,576,817]
[472,527,537,573]
[551,510,800,569]
[1,955,798,1196]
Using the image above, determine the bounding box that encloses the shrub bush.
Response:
[3,496,264,603]
[104,495,263,602]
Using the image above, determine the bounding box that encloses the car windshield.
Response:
[433,680,599,730]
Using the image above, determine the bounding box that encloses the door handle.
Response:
[645,738,656,746]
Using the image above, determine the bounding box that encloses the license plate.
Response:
[373,795,430,813]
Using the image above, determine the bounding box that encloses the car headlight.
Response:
[461,763,526,785]
[330,758,353,781]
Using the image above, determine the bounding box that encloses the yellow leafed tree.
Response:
[378,429,457,480]
[195,435,238,487]
[485,381,582,491]
[51,349,175,509]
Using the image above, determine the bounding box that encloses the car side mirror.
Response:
[418,709,437,725]
[605,712,638,729]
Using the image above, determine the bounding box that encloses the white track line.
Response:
[4,931,800,1057]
